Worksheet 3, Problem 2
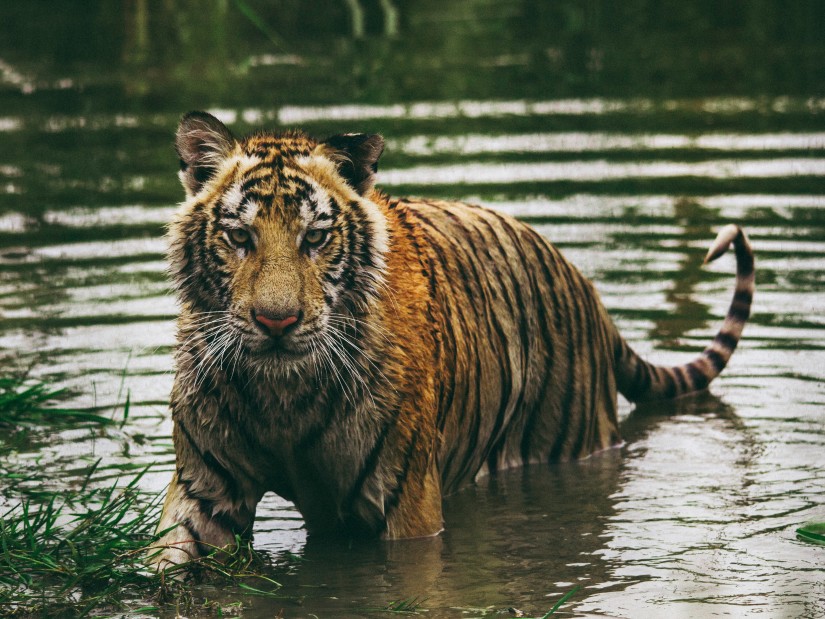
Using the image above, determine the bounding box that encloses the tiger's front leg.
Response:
[149,420,259,570]
[149,476,248,570]
[382,450,444,539]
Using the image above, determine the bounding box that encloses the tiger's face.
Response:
[168,112,388,368]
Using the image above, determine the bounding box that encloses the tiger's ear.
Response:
[320,133,385,195]
[175,111,236,196]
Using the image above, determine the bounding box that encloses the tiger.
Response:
[149,111,754,568]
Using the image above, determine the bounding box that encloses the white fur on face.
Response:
[219,157,263,225]
[240,199,260,227]
[222,180,244,213]
[298,178,333,222]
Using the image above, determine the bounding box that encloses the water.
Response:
[1,2,824,617]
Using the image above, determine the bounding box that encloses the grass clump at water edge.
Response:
[0,374,282,617]
[0,375,115,427]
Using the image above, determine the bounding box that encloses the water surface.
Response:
[1,2,824,617]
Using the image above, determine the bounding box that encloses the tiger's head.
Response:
[168,112,389,369]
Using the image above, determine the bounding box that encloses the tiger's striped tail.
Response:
[615,224,754,402]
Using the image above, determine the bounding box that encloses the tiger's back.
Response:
[402,199,621,493]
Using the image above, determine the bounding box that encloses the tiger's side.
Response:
[149,112,754,568]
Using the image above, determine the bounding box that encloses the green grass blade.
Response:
[541,586,580,617]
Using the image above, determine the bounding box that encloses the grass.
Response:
[495,586,579,619]
[378,596,428,614]
[541,586,579,617]
[0,479,282,617]
[0,373,282,618]
[1,472,161,616]
[0,375,115,427]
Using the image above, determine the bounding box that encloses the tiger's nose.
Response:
[252,309,302,337]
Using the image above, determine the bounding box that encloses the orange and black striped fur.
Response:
[150,112,754,568]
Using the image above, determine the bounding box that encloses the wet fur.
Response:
[150,112,754,568]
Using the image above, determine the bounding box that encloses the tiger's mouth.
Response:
[244,324,323,361]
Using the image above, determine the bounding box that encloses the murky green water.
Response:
[1,2,824,617]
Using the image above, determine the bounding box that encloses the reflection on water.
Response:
[379,157,825,186]
[248,451,628,618]
[1,1,824,617]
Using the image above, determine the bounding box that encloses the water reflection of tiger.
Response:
[150,112,754,568]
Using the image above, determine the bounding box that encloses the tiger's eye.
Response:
[304,229,328,247]
[228,228,250,246]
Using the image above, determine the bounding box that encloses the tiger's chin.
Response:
[239,350,314,384]
[246,338,312,360]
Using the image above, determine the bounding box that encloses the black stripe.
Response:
[728,288,753,322]
[674,365,689,394]
[729,302,751,322]
[714,331,739,351]
[338,209,362,303]
[733,288,753,306]
[202,451,243,503]
[521,228,567,460]
[198,220,232,307]
[179,517,209,557]
[549,262,580,461]
[414,220,468,486]
[686,363,709,390]
[241,176,263,195]
[625,358,652,401]
[204,498,250,536]
[585,294,603,451]
[734,241,754,276]
[237,199,257,220]
[329,197,343,216]
[177,420,242,503]
[444,212,507,483]
[175,473,245,535]
[383,430,422,517]
[574,292,603,458]
[415,209,484,488]
[662,368,677,399]
[400,207,456,435]
[569,269,595,459]
[738,261,754,278]
[212,197,225,219]
[598,319,618,442]
[442,220,488,485]
[352,202,377,272]
[518,230,558,462]
[176,418,205,459]
[705,349,727,373]
[327,239,346,265]
[442,209,513,472]
[343,408,399,513]
[478,214,534,466]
